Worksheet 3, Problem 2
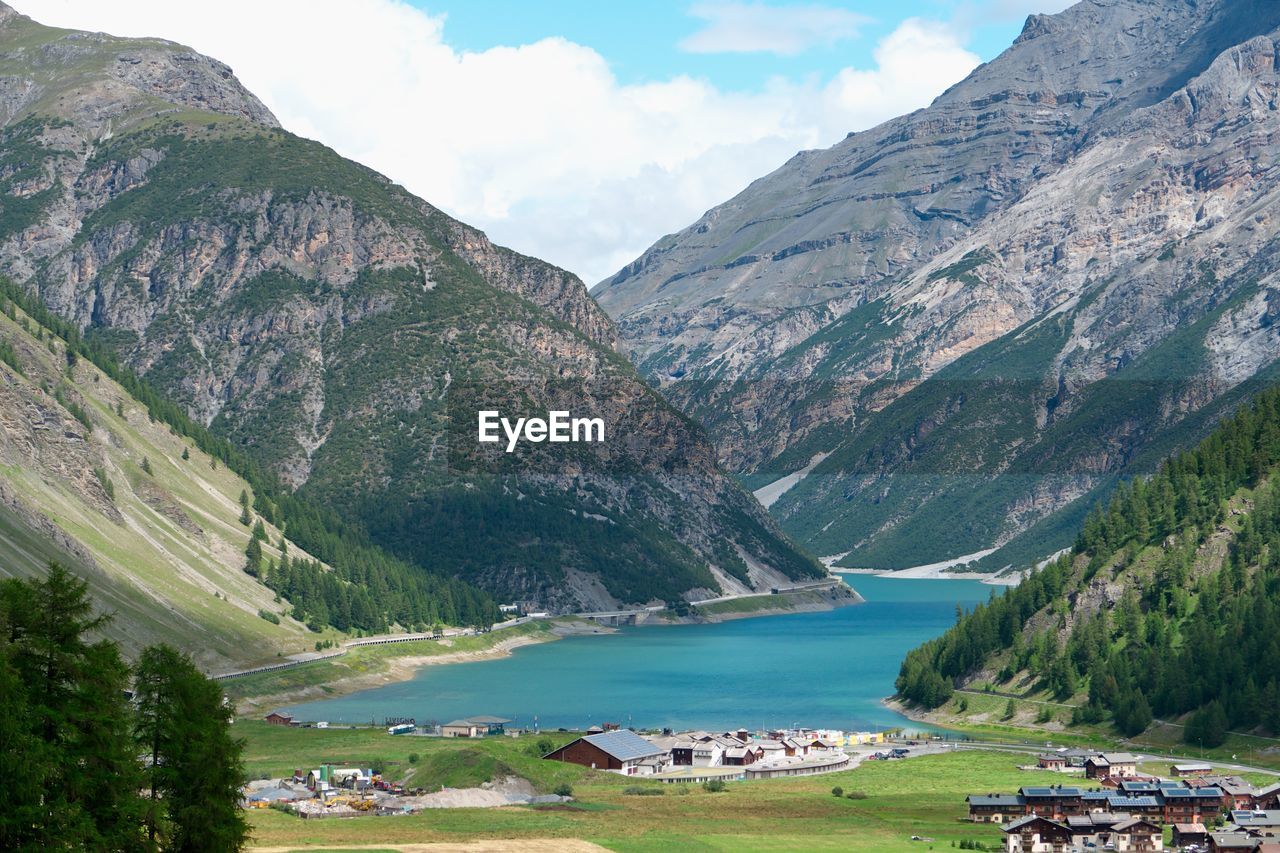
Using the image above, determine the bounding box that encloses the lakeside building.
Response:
[1000,813,1164,852]
[543,730,666,775]
[968,781,1225,825]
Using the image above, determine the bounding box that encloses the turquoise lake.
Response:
[284,574,993,732]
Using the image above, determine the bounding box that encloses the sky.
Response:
[18,0,1073,286]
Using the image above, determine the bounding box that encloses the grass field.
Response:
[239,721,1066,852]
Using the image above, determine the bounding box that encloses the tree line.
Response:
[1,564,246,851]
[897,385,1280,747]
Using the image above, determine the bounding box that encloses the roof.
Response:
[967,794,1025,807]
[1210,831,1262,848]
[1002,815,1069,834]
[1231,809,1280,826]
[1172,823,1208,833]
[581,730,664,762]
[1107,796,1159,808]
[1099,752,1138,763]
[443,719,478,727]
[1113,817,1159,831]
[1173,763,1213,771]
[464,715,511,724]
[1021,786,1082,797]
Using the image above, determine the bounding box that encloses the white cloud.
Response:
[680,2,870,56]
[14,1,979,285]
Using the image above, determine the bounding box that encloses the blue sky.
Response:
[418,0,1035,89]
[25,0,1072,283]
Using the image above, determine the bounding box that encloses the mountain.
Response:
[596,0,1280,571]
[896,385,1280,743]
[0,4,824,612]
[0,276,333,672]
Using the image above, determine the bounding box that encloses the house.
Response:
[1158,783,1224,823]
[1171,823,1209,848]
[691,740,725,767]
[968,794,1027,823]
[543,730,665,776]
[1211,777,1258,810]
[1086,753,1139,780]
[441,719,482,738]
[1036,754,1067,771]
[1061,748,1094,768]
[1020,786,1084,819]
[265,711,294,726]
[1211,832,1265,853]
[1256,783,1280,810]
[1066,812,1127,849]
[1172,763,1213,777]
[1229,809,1280,832]
[757,741,786,763]
[1111,816,1162,851]
[1001,815,1073,852]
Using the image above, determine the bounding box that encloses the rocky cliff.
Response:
[0,4,825,611]
[597,0,1280,571]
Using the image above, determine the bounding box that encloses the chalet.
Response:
[1157,783,1224,823]
[441,719,482,738]
[782,737,809,758]
[1172,762,1212,777]
[1104,795,1163,820]
[1066,811,1127,848]
[1061,748,1094,768]
[543,730,664,776]
[1086,753,1139,780]
[968,794,1027,823]
[1212,777,1258,810]
[1036,754,1067,771]
[1171,823,1209,848]
[1020,786,1084,819]
[1001,815,1072,852]
[265,711,294,726]
[1111,816,1162,851]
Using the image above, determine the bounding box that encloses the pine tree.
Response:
[134,645,248,852]
[141,456,153,475]
[238,505,251,526]
[244,537,263,577]
[181,447,190,461]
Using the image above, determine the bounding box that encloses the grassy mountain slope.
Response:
[897,384,1280,743]
[0,287,340,671]
[0,5,824,612]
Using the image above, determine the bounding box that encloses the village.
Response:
[968,749,1280,852]
[246,710,903,817]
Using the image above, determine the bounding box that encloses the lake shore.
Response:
[226,586,862,715]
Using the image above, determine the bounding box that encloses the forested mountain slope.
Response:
[0,4,823,612]
[897,385,1280,743]
[597,0,1280,572]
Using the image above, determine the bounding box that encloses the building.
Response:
[1086,753,1139,780]
[968,794,1027,823]
[1001,815,1072,852]
[265,711,294,726]
[1256,783,1280,810]
[1158,782,1224,823]
[1021,786,1085,819]
[441,719,482,738]
[464,715,511,735]
[543,730,665,776]
[1171,823,1209,848]
[1172,763,1212,777]
[1111,816,1162,851]
[1065,812,1127,848]
[1210,832,1266,852]
[1037,754,1067,771]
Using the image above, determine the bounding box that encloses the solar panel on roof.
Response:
[583,730,662,762]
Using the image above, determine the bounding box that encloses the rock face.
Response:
[597,0,1280,570]
[0,4,824,611]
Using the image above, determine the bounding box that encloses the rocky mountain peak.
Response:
[0,5,277,131]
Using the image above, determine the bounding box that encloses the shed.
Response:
[543,730,664,775]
